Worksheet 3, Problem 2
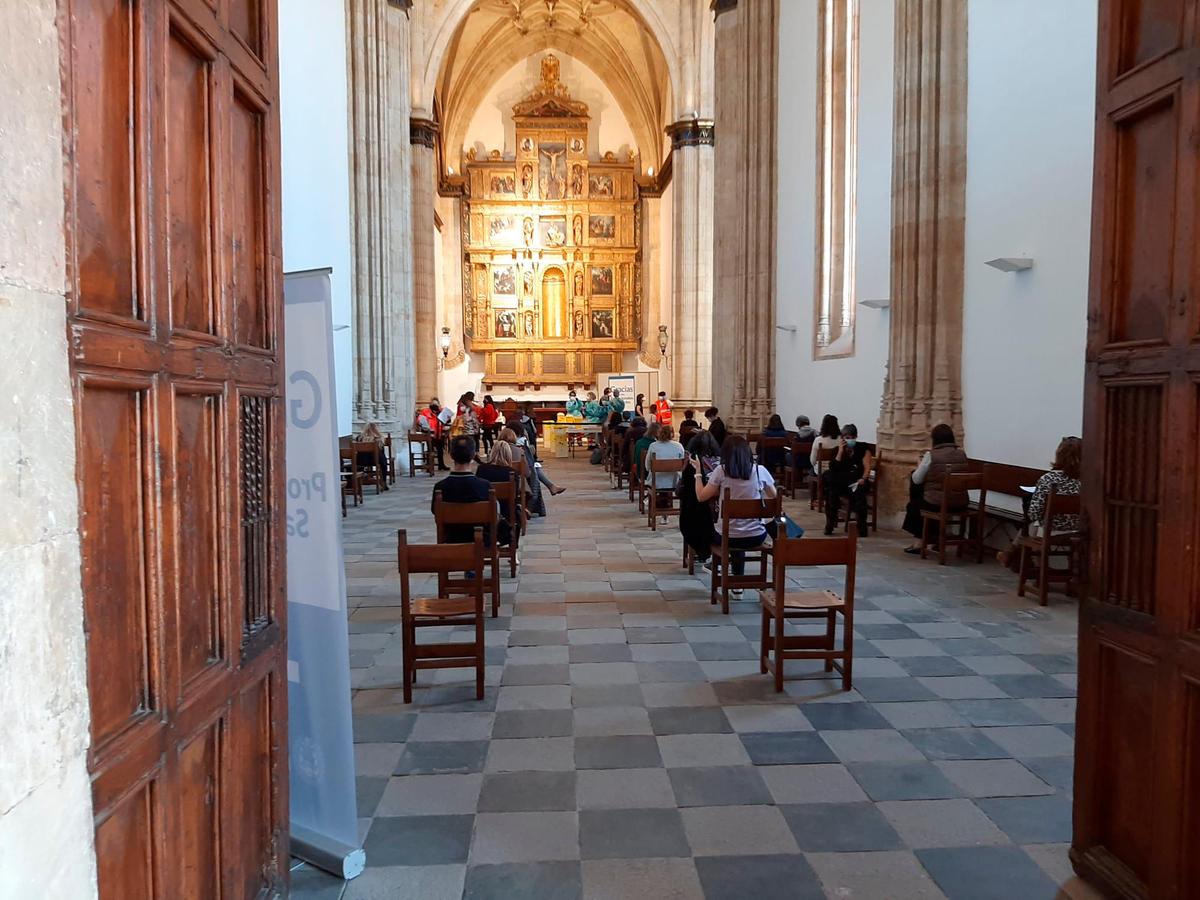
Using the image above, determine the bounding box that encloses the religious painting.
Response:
[591,309,614,339]
[591,266,613,295]
[589,173,614,197]
[490,173,516,196]
[539,142,567,200]
[520,163,534,197]
[570,137,585,154]
[572,215,583,245]
[495,310,518,338]
[522,217,535,246]
[589,215,616,240]
[493,265,517,295]
[520,136,535,153]
[490,216,516,243]
[574,270,585,296]
[540,217,567,247]
[570,163,585,197]
[574,309,586,338]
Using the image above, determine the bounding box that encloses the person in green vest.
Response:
[609,387,626,417]
[583,391,606,423]
[632,421,660,481]
[566,389,584,419]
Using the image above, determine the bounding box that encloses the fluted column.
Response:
[666,119,715,409]
[410,117,439,405]
[711,0,778,432]
[876,0,968,513]
[346,0,415,432]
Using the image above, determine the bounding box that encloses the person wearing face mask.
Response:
[566,390,584,419]
[822,423,873,536]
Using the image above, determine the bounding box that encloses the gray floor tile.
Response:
[409,712,496,742]
[470,812,580,864]
[854,676,940,702]
[903,727,1010,760]
[571,684,645,707]
[668,765,772,807]
[485,737,576,772]
[364,815,474,865]
[357,776,388,818]
[739,731,838,765]
[981,725,1074,758]
[353,713,416,744]
[658,733,752,767]
[395,740,489,775]
[689,641,758,661]
[290,862,344,900]
[781,802,905,852]
[917,846,1058,899]
[636,661,709,683]
[876,701,971,730]
[342,864,465,900]
[801,702,891,731]
[681,805,799,856]
[463,861,582,900]
[722,704,813,733]
[377,773,483,816]
[917,676,1009,700]
[878,798,1009,848]
[641,682,719,707]
[626,626,685,644]
[576,768,677,809]
[847,762,964,801]
[976,795,1073,843]
[579,808,691,859]
[568,644,633,663]
[497,685,573,711]
[648,706,734,735]
[478,771,576,812]
[694,854,825,900]
[1022,755,1074,791]
[575,735,664,769]
[948,699,1052,727]
[492,709,574,739]
[988,674,1076,698]
[897,657,974,677]
[502,664,572,685]
[822,729,926,763]
[807,850,946,899]
[760,763,869,804]
[573,705,653,737]
[580,858,704,900]
[934,759,1055,798]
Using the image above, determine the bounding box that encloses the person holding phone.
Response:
[822,423,872,536]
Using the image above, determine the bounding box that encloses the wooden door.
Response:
[1075,2,1200,897]
[60,0,288,896]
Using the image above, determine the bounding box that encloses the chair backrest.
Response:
[771,527,858,598]
[815,446,837,464]
[720,488,783,539]
[511,456,529,479]
[759,436,789,450]
[397,529,484,576]
[941,471,985,512]
[1042,485,1081,529]
[408,430,431,445]
[793,440,814,463]
[648,455,686,474]
[433,492,498,544]
[340,446,358,473]
[352,439,379,457]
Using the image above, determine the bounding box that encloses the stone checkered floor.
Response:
[292,456,1100,900]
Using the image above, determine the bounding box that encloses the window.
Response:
[814,0,859,358]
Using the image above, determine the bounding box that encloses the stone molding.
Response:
[710,0,738,17]
[666,118,716,150]
[875,0,969,511]
[410,116,439,148]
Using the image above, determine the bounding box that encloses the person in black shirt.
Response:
[432,436,495,544]
[704,406,727,448]
[822,423,873,536]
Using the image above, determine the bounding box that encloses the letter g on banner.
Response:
[290,370,322,429]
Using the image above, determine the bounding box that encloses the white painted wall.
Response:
[278,0,355,436]
[775,0,892,440]
[463,52,638,160]
[962,0,1096,468]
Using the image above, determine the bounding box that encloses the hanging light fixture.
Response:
[439,327,452,369]
[657,325,668,359]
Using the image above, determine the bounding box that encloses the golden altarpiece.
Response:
[461,55,642,390]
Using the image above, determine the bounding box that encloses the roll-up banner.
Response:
[283,268,365,879]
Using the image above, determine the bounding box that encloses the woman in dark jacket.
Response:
[902,423,970,553]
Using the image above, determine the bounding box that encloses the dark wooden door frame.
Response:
[59,0,288,896]
[1074,2,1200,898]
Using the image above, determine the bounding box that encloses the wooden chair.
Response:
[785,440,814,499]
[610,432,626,490]
[711,490,783,615]
[407,431,435,477]
[490,477,522,579]
[920,471,988,565]
[353,440,385,494]
[1017,486,1082,606]
[511,456,530,535]
[433,492,501,617]
[761,526,858,692]
[383,432,397,484]
[810,446,837,510]
[757,436,791,492]
[646,456,686,531]
[340,447,362,510]
[397,529,487,703]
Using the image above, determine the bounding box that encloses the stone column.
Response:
[346,0,415,434]
[666,119,715,409]
[711,0,778,432]
[875,0,968,514]
[410,117,439,405]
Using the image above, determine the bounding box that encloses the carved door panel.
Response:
[1075,2,1200,897]
[61,0,287,896]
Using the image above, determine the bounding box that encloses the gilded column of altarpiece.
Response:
[461,55,642,390]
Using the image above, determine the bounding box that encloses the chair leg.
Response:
[491,557,501,617]
[710,559,719,606]
[938,517,948,566]
[824,610,835,672]
[1038,545,1050,607]
[920,519,930,560]
[402,621,414,704]
[773,612,785,692]
[1017,544,1029,597]
[760,609,769,674]
[475,614,485,701]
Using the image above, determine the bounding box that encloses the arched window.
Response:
[814,0,859,359]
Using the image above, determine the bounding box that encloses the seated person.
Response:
[821,423,873,536]
[644,424,686,496]
[998,436,1082,566]
[678,408,701,446]
[810,413,841,470]
[632,421,660,482]
[902,423,969,554]
[622,416,648,474]
[475,436,524,543]
[692,436,778,595]
[759,414,790,474]
[794,414,817,443]
[687,430,722,481]
[432,436,496,544]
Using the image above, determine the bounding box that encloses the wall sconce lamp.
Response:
[439,327,451,369]
[657,325,669,368]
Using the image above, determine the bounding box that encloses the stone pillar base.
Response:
[877,452,921,519]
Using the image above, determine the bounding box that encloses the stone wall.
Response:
[0,1,98,896]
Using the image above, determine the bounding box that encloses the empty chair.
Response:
[397,529,487,703]
[760,526,858,692]
[433,492,502,617]
[407,431,436,477]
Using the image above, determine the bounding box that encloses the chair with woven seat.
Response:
[397,529,487,703]
[760,525,858,692]
[920,471,987,565]
[1017,485,1082,606]
[646,456,686,531]
[710,490,783,615]
[433,492,501,617]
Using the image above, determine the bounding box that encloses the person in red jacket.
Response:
[653,391,673,427]
[415,399,449,470]
[479,394,500,453]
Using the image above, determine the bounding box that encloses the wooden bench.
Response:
[966,459,1048,548]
